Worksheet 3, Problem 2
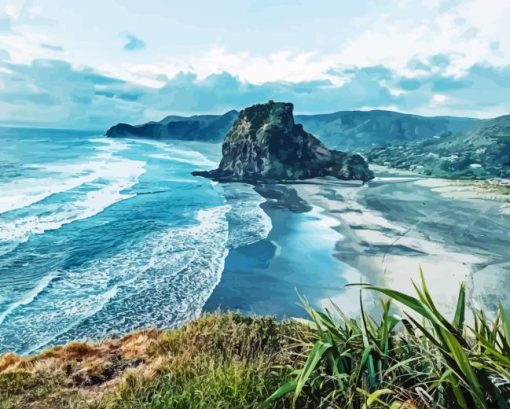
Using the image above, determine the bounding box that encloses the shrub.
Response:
[265,272,510,408]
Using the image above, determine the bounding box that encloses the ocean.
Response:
[0,127,351,354]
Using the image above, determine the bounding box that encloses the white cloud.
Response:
[337,0,510,76]
[432,93,447,104]
[88,0,510,89]
[1,0,509,86]
[98,46,347,89]
[4,4,19,20]
[0,0,510,124]
[0,30,50,62]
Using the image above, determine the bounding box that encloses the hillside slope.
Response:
[0,313,306,409]
[296,110,477,150]
[368,114,510,178]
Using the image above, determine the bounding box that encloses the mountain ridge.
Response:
[106,108,478,148]
[295,109,478,149]
[106,106,510,179]
[106,110,239,141]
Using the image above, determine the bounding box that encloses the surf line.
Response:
[0,272,59,325]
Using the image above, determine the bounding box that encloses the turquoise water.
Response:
[0,127,349,354]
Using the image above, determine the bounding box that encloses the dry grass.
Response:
[0,313,308,409]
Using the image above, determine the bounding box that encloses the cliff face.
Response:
[106,110,238,142]
[193,101,373,182]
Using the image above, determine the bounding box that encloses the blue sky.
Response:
[0,0,509,129]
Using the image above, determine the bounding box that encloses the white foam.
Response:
[130,138,216,167]
[0,137,136,215]
[0,138,146,244]
[0,206,230,353]
[216,183,272,248]
[0,175,96,215]
[0,272,58,325]
[26,285,119,355]
[0,158,145,244]
[149,152,216,167]
[89,137,130,152]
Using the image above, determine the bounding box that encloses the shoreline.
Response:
[204,183,363,318]
[206,173,510,319]
[370,164,510,215]
[286,175,510,315]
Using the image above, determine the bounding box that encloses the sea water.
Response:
[0,127,275,354]
[0,127,351,355]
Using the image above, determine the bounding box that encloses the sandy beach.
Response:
[287,174,510,316]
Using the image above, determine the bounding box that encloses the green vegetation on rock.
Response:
[193,101,374,182]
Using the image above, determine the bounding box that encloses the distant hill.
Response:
[107,107,510,178]
[106,109,477,148]
[106,110,239,142]
[295,110,477,150]
[368,115,510,178]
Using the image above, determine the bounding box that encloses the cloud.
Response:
[0,58,146,129]
[98,0,510,89]
[123,34,146,52]
[40,43,63,51]
[2,52,510,131]
[329,0,510,78]
[0,48,9,60]
[139,60,510,119]
[249,0,304,12]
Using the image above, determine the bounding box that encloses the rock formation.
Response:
[192,101,373,182]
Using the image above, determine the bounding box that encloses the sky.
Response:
[0,0,510,129]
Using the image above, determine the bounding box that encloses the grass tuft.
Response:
[266,273,510,408]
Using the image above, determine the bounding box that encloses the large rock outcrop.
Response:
[192,101,373,182]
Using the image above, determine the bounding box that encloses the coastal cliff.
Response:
[192,101,374,182]
[106,110,238,142]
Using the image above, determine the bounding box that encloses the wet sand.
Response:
[206,172,510,319]
[291,175,510,315]
[205,186,362,318]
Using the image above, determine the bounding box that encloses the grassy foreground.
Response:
[0,314,310,409]
[1,276,509,408]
